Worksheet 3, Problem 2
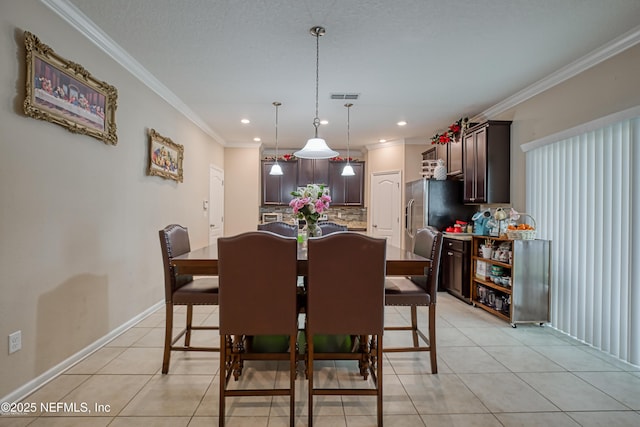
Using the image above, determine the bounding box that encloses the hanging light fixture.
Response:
[269,101,283,176]
[294,26,339,159]
[342,103,355,176]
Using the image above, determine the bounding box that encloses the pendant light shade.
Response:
[293,26,338,160]
[342,103,356,176]
[269,101,284,176]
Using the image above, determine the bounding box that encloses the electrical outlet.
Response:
[9,331,21,354]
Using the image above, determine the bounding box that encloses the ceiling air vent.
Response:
[330,93,359,100]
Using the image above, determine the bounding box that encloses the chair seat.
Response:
[173,277,219,305]
[384,277,431,306]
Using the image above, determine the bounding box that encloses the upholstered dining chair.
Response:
[158,224,219,374]
[383,226,443,374]
[217,231,298,427]
[306,233,386,427]
[257,221,298,237]
[318,221,347,235]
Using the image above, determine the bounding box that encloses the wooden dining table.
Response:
[171,240,431,277]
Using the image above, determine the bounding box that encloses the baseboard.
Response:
[0,300,164,405]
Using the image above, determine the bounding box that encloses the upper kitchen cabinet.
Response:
[297,159,329,187]
[328,161,364,206]
[462,120,511,204]
[262,160,298,205]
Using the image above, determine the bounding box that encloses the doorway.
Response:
[209,165,224,253]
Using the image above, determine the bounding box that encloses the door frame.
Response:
[209,165,224,246]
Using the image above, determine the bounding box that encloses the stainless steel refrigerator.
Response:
[404,179,477,250]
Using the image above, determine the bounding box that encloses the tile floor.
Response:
[2,292,640,426]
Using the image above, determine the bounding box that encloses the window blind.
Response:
[525,114,639,365]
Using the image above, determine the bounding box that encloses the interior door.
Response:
[209,165,224,253]
[370,171,401,247]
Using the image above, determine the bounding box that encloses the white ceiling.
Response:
[53,0,640,152]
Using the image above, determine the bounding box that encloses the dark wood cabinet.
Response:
[297,159,329,187]
[328,161,364,206]
[261,160,298,205]
[462,120,511,204]
[441,237,471,302]
[447,138,463,177]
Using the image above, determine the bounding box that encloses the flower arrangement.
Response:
[329,156,357,161]
[430,117,469,145]
[289,184,331,228]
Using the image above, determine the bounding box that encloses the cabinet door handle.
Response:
[447,251,454,256]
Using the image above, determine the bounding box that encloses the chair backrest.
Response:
[257,221,298,237]
[159,224,194,302]
[318,221,348,235]
[307,233,386,335]
[411,227,443,301]
[218,231,298,335]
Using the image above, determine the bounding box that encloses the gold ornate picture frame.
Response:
[147,129,184,182]
[23,31,118,145]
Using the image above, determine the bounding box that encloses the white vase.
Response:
[433,159,447,180]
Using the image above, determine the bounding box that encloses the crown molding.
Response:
[40,0,227,145]
[478,24,640,121]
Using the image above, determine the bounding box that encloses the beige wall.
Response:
[223,147,261,235]
[497,44,640,211]
[0,0,223,397]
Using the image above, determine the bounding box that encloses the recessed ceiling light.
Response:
[379,139,387,143]
[397,121,407,126]
[320,119,329,125]
[253,137,261,142]
[241,119,250,124]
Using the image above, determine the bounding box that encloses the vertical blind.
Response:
[524,113,639,365]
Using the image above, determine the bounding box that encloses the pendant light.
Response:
[293,26,339,159]
[269,101,283,175]
[342,103,356,176]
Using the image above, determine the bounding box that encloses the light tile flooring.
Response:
[2,292,640,426]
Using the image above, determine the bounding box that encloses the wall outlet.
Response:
[337,212,342,218]
[9,331,21,354]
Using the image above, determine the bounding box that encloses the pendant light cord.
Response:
[273,101,281,159]
[311,27,324,138]
[346,103,351,161]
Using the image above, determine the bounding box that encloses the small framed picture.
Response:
[23,31,118,145]
[147,128,184,182]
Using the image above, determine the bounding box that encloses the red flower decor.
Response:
[431,117,469,145]
[263,153,296,161]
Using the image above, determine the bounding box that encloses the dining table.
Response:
[171,240,431,277]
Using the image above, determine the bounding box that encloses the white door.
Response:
[370,171,401,247]
[209,166,224,253]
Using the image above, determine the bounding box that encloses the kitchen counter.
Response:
[442,232,473,241]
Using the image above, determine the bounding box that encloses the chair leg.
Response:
[429,304,438,374]
[219,334,226,427]
[410,306,419,348]
[162,303,173,374]
[289,334,296,427]
[307,330,314,427]
[185,304,194,347]
[376,334,383,427]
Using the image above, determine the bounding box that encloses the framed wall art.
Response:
[147,128,184,182]
[23,31,118,145]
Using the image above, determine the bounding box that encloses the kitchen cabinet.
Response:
[440,237,471,302]
[470,236,550,326]
[297,159,329,187]
[462,120,511,203]
[261,160,298,205]
[446,138,463,178]
[328,161,364,206]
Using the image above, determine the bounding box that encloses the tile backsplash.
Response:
[259,206,367,223]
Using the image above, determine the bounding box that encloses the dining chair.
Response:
[383,226,443,374]
[257,221,298,237]
[217,231,298,427]
[158,224,219,374]
[306,233,386,427]
[318,221,347,235]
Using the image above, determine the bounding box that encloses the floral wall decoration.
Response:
[430,117,469,145]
